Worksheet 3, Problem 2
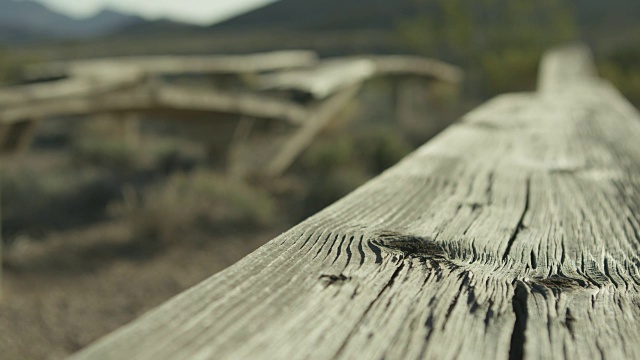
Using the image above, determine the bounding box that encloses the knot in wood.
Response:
[370,231,446,260]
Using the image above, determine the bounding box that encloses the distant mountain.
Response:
[74,9,147,37]
[0,23,41,43]
[212,0,640,41]
[116,18,203,38]
[0,0,148,42]
[212,0,414,32]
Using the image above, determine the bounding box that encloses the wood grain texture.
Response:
[72,45,640,359]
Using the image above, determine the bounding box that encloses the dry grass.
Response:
[0,222,284,360]
[111,169,280,246]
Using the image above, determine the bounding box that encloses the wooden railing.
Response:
[71,45,640,359]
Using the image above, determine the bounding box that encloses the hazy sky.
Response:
[30,0,277,25]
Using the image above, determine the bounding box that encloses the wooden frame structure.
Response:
[0,52,461,178]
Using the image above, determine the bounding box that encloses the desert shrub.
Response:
[72,139,138,171]
[72,119,206,173]
[1,166,119,240]
[303,126,412,174]
[0,51,30,85]
[302,166,372,217]
[480,47,542,95]
[302,135,355,171]
[599,47,640,107]
[112,169,279,245]
[355,127,414,174]
[298,126,413,217]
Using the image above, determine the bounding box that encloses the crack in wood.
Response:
[508,280,529,360]
[502,176,531,262]
[332,262,406,359]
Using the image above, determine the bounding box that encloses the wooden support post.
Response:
[14,119,40,153]
[394,77,430,131]
[118,113,141,147]
[0,123,9,150]
[263,84,361,177]
[226,117,254,180]
[0,122,9,297]
[1,119,40,154]
[0,156,3,299]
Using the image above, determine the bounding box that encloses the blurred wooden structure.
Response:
[71,45,640,359]
[0,51,461,178]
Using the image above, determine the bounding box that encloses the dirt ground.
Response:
[0,222,284,360]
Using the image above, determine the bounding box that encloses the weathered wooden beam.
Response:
[25,51,319,81]
[259,55,462,99]
[72,45,640,359]
[364,55,464,83]
[154,84,308,124]
[260,59,375,99]
[0,75,140,107]
[0,83,309,125]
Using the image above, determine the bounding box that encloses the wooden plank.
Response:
[0,120,38,153]
[259,59,375,99]
[0,83,309,125]
[0,75,140,107]
[259,55,462,99]
[72,45,640,359]
[25,51,319,81]
[365,55,464,83]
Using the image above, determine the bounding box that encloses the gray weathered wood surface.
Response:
[71,45,640,359]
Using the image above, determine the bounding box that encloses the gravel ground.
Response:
[0,222,282,359]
